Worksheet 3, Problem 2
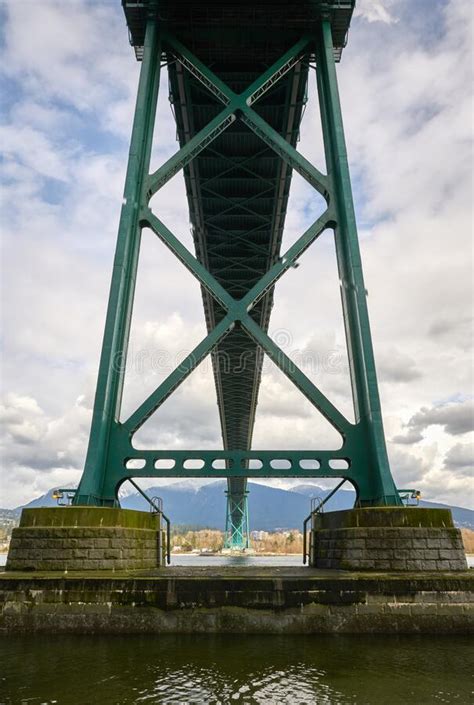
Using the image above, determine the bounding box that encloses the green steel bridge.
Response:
[73,0,402,549]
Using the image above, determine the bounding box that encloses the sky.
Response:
[0,0,473,511]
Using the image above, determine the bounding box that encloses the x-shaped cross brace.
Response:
[121,33,353,443]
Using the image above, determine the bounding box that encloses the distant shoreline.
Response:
[173,552,303,556]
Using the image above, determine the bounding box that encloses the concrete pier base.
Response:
[6,507,165,572]
[310,508,468,571]
[0,567,472,634]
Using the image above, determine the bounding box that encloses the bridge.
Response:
[72,0,402,549]
[5,0,469,595]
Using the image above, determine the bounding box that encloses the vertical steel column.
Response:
[225,484,250,550]
[225,489,250,550]
[74,20,161,506]
[315,20,401,506]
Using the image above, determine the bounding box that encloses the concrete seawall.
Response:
[1,567,472,634]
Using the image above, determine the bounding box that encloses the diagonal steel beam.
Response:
[240,209,335,311]
[147,35,325,199]
[240,108,330,200]
[123,313,235,434]
[240,314,352,436]
[125,33,347,441]
[135,205,349,434]
[141,208,234,311]
[144,205,333,319]
[165,32,311,107]
[166,35,329,196]
[146,110,236,197]
[163,32,235,105]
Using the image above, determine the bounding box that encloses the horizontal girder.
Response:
[123,450,351,478]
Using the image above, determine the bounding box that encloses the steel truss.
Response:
[74,17,402,545]
[225,490,250,551]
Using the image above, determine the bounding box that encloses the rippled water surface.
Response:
[1,633,472,704]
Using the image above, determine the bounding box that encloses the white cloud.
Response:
[354,0,397,24]
[444,443,474,473]
[402,400,474,438]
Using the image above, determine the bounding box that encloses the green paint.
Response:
[74,1,402,553]
[225,490,250,550]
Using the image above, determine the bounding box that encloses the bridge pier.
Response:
[6,508,167,572]
[224,486,250,550]
[309,507,468,572]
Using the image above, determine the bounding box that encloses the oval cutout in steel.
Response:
[270,459,292,469]
[212,459,226,469]
[329,459,349,470]
[126,458,146,470]
[154,459,175,470]
[248,459,263,469]
[299,459,320,470]
[183,458,205,469]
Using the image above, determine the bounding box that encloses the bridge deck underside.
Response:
[168,50,308,506]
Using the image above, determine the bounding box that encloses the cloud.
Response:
[0,393,91,468]
[0,125,75,182]
[392,399,473,448]
[0,392,93,506]
[408,400,473,437]
[377,347,422,384]
[0,394,47,445]
[354,0,397,24]
[392,430,424,445]
[1,0,138,133]
[389,444,473,508]
[444,443,474,472]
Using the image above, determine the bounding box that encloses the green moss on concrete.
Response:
[0,568,471,584]
[0,570,472,634]
[313,508,454,530]
[19,507,159,530]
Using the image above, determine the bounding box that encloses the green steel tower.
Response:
[73,0,402,549]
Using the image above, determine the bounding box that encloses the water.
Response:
[170,554,303,567]
[0,553,472,703]
[1,633,472,704]
[0,554,306,568]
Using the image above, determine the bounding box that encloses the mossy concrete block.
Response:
[312,507,455,530]
[0,571,472,634]
[6,508,164,572]
[18,507,160,530]
[310,508,467,572]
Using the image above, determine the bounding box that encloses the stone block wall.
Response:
[310,508,468,572]
[1,572,472,634]
[312,527,467,571]
[6,508,165,572]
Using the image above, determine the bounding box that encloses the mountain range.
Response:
[4,481,474,531]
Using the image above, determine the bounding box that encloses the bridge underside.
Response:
[73,1,402,547]
[166,18,309,548]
